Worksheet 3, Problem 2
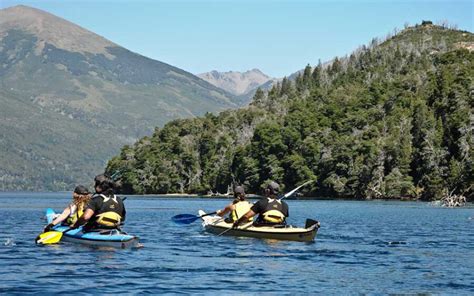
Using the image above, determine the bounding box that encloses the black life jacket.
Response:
[260,198,286,224]
[94,194,125,227]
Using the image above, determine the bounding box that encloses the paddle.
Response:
[171,211,218,225]
[35,228,75,245]
[279,180,314,200]
[217,222,252,236]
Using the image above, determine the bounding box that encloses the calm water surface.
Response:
[0,193,473,294]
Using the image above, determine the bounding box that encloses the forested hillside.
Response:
[106,23,473,201]
[0,6,237,191]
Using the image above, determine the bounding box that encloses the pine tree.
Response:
[280,77,291,96]
[302,64,313,89]
[312,60,322,88]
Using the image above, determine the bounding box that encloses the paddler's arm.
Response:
[51,206,72,226]
[71,208,94,228]
[217,203,234,217]
[44,206,73,232]
[232,210,256,228]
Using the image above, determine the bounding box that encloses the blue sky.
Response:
[1,0,472,77]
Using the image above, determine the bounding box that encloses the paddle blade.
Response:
[281,180,315,200]
[171,214,199,225]
[35,231,63,245]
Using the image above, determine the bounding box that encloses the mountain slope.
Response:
[106,23,473,201]
[0,5,237,191]
[198,69,277,105]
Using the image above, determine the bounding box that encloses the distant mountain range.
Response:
[198,69,278,105]
[0,5,240,191]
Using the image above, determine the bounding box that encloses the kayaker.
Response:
[72,174,126,231]
[216,186,253,223]
[43,185,92,232]
[232,181,289,227]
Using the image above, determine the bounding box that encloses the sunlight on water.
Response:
[3,238,16,247]
[0,193,473,294]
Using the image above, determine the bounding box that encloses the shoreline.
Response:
[2,191,470,204]
[118,193,423,202]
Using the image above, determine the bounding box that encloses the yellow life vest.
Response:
[96,211,122,227]
[231,201,252,222]
[262,209,286,224]
[66,203,85,225]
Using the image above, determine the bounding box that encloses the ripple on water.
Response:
[3,238,16,247]
[1,195,473,294]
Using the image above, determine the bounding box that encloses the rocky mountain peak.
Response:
[198,68,274,97]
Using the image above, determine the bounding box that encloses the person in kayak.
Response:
[43,185,92,232]
[216,186,253,223]
[232,181,289,227]
[72,174,126,231]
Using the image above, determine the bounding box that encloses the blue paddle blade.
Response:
[171,214,200,224]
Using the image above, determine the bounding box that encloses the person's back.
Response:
[252,181,289,225]
[217,186,252,223]
[65,199,88,226]
[73,174,126,231]
[43,185,91,232]
[232,181,289,228]
[253,197,288,225]
[86,192,125,229]
[227,199,252,223]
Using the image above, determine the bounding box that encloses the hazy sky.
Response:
[1,0,472,77]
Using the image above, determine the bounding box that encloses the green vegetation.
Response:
[106,24,473,201]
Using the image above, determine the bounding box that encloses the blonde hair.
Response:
[72,192,91,210]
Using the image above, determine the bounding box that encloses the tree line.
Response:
[106,24,473,201]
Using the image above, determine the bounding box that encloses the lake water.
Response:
[0,193,473,294]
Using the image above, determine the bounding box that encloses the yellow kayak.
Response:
[199,210,320,242]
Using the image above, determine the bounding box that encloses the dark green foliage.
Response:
[107,25,474,200]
